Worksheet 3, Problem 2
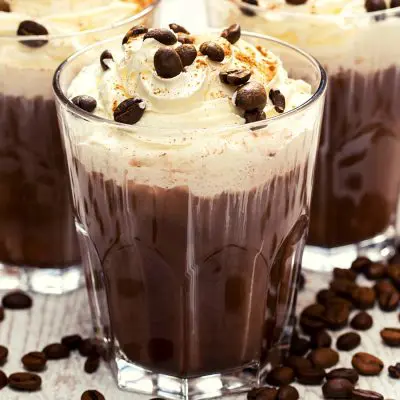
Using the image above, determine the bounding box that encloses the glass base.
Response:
[0,263,83,294]
[303,228,397,272]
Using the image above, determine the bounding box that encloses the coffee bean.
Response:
[300,303,326,334]
[286,0,307,5]
[337,332,361,351]
[0,370,7,390]
[277,385,298,400]
[122,25,148,45]
[352,352,384,376]
[61,334,83,351]
[323,303,350,330]
[17,20,48,48]
[241,0,259,17]
[247,387,277,400]
[244,109,266,124]
[350,311,373,331]
[296,366,325,385]
[351,388,384,400]
[176,44,197,67]
[154,47,183,79]
[221,23,241,44]
[0,307,4,322]
[100,50,113,71]
[316,289,337,305]
[72,95,97,113]
[269,89,286,113]
[310,330,332,349]
[84,355,100,374]
[22,352,46,372]
[114,97,146,124]
[322,378,354,399]
[365,0,387,12]
[365,262,387,280]
[374,279,396,294]
[169,23,190,34]
[351,287,376,310]
[0,1,10,12]
[79,339,98,357]
[200,41,225,62]
[388,363,400,379]
[144,28,177,45]
[380,328,400,347]
[378,290,399,311]
[266,366,295,387]
[2,291,32,310]
[235,81,267,111]
[327,296,355,311]
[81,390,105,400]
[0,346,8,365]
[308,348,339,369]
[177,33,195,44]
[289,334,310,356]
[326,368,359,384]
[330,279,358,300]
[351,257,372,274]
[333,268,357,282]
[42,343,70,360]
[8,372,41,391]
[388,264,400,290]
[220,69,251,86]
[284,356,312,374]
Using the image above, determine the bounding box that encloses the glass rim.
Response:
[53,29,327,134]
[0,0,161,41]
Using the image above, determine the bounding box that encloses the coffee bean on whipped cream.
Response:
[144,28,177,45]
[17,20,48,48]
[114,98,146,125]
[122,25,148,45]
[221,24,241,44]
[72,96,97,113]
[0,1,10,12]
[169,23,190,34]
[100,50,114,71]
[176,44,197,67]
[199,42,225,62]
[177,33,195,44]
[244,110,266,124]
[154,47,183,78]
[220,69,251,86]
[235,82,267,111]
[286,0,308,5]
[240,0,258,17]
[365,0,387,12]
[269,89,286,114]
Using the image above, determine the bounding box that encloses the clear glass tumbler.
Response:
[0,1,160,294]
[208,0,400,270]
[54,33,326,399]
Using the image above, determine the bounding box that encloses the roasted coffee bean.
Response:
[169,23,189,34]
[333,268,357,282]
[351,388,384,400]
[351,257,372,274]
[365,0,387,12]
[81,390,105,400]
[244,109,266,124]
[0,370,7,390]
[323,303,350,330]
[42,343,70,360]
[330,279,357,299]
[100,50,113,71]
[144,28,177,45]
[79,339,98,357]
[221,23,241,44]
[378,290,399,311]
[388,264,400,290]
[300,303,326,334]
[248,387,278,400]
[17,20,48,48]
[269,89,285,113]
[114,97,146,124]
[327,296,354,311]
[199,41,225,62]
[72,95,97,112]
[61,334,83,351]
[310,330,332,349]
[154,47,183,79]
[289,334,310,356]
[351,287,376,310]
[8,372,41,391]
[122,25,148,45]
[220,68,251,86]
[388,363,400,379]
[0,1,10,12]
[22,352,46,372]
[0,306,4,322]
[2,291,32,309]
[277,385,299,400]
[235,81,267,111]
[326,368,359,384]
[350,311,373,331]
[0,346,7,365]
[286,0,307,5]
[352,352,384,376]
[380,328,400,347]
[308,348,339,369]
[316,289,336,305]
[240,0,258,17]
[296,366,325,385]
[337,332,361,351]
[177,33,195,44]
[374,279,396,294]
[322,378,354,399]
[284,356,312,374]
[84,355,100,374]
[266,366,295,387]
[176,44,197,67]
[365,262,387,280]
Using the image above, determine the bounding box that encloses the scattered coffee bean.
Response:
[84,355,100,374]
[240,0,259,17]
[17,20,48,48]
[388,363,400,379]
[81,390,105,400]
[100,50,113,71]
[0,1,10,12]
[300,303,326,334]
[221,23,241,44]
[177,33,195,44]
[310,330,332,349]
[365,262,387,280]
[388,264,400,290]
[42,343,70,360]
[0,346,8,365]
[351,286,376,310]
[374,279,396,294]
[289,333,310,356]
[277,385,299,400]
[244,109,266,124]
[352,352,384,376]
[72,95,97,113]
[330,279,357,300]
[380,328,400,347]
[114,97,146,124]
[2,291,32,310]
[308,348,339,369]
[79,339,97,357]
[284,356,312,374]
[286,0,307,5]
[296,366,325,385]
[333,267,357,282]
[169,23,189,34]
[378,290,399,311]
[266,366,295,387]
[176,44,197,67]
[351,257,372,274]
[154,47,183,79]
[235,81,267,111]
[323,302,350,330]
[8,372,41,391]
[144,28,177,45]
[337,332,361,351]
[351,388,384,400]
[327,296,354,311]
[61,334,83,351]
[220,68,251,86]
[365,0,387,12]
[326,368,359,384]
[21,352,47,372]
[0,307,4,322]
[316,289,337,305]
[200,41,225,62]
[322,378,354,399]
[269,89,286,113]
[350,311,373,331]
[122,25,148,45]
[248,387,277,400]
[0,370,7,390]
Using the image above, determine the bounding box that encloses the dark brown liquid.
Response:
[73,159,310,377]
[309,66,400,247]
[0,94,80,267]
